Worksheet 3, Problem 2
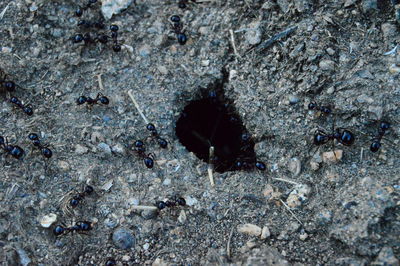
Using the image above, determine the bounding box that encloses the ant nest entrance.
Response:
[176,87,256,173]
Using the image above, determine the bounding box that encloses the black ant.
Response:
[0,136,24,159]
[314,128,355,147]
[170,15,187,45]
[105,258,117,266]
[370,121,391,152]
[28,133,53,158]
[177,0,197,8]
[155,196,186,210]
[74,0,99,17]
[234,133,266,171]
[109,24,122,52]
[146,123,168,149]
[308,101,332,116]
[69,185,94,208]
[72,26,122,52]
[9,96,33,116]
[0,69,16,93]
[77,93,109,106]
[53,221,93,236]
[133,140,155,168]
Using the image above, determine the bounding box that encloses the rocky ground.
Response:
[0,0,399,265]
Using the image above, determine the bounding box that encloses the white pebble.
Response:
[39,213,57,228]
[237,224,262,237]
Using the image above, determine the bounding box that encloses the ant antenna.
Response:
[127,90,149,124]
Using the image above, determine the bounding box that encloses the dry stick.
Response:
[279,199,303,225]
[229,29,241,59]
[272,177,300,185]
[0,3,10,21]
[226,226,235,259]
[127,90,149,124]
[208,146,215,187]
[130,205,158,211]
[97,74,104,90]
[248,25,298,53]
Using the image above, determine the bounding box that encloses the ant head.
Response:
[314,131,328,145]
[379,121,390,131]
[143,157,154,168]
[99,96,109,105]
[28,133,39,141]
[0,136,5,146]
[177,33,187,45]
[23,106,33,116]
[11,146,24,159]
[110,24,119,32]
[53,225,65,236]
[84,185,94,194]
[370,141,381,153]
[308,102,317,110]
[255,161,266,171]
[112,44,121,52]
[146,123,156,132]
[170,15,181,23]
[155,201,166,210]
[72,34,84,43]
[77,96,87,105]
[340,130,355,146]
[4,81,15,92]
[157,138,168,148]
[41,148,53,158]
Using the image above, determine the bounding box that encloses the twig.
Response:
[97,74,104,90]
[250,25,298,52]
[127,90,149,124]
[208,146,215,187]
[0,3,10,21]
[130,205,158,211]
[360,147,364,162]
[279,199,303,225]
[226,226,235,259]
[229,29,241,59]
[272,177,300,185]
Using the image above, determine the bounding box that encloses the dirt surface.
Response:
[0,0,399,265]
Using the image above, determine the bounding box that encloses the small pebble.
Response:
[237,224,262,237]
[299,232,308,241]
[319,60,335,71]
[260,226,271,239]
[39,213,57,228]
[288,157,301,176]
[111,143,126,155]
[98,142,112,154]
[75,144,89,154]
[16,248,31,266]
[178,210,187,224]
[286,184,311,208]
[322,150,343,163]
[141,209,158,220]
[112,228,135,249]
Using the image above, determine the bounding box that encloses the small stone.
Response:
[39,213,57,228]
[245,22,262,45]
[111,143,125,155]
[237,224,262,237]
[101,180,113,192]
[288,95,300,105]
[141,209,158,220]
[29,3,38,12]
[101,0,134,20]
[122,255,131,262]
[319,60,335,71]
[201,60,210,67]
[104,216,119,228]
[98,142,112,154]
[16,248,31,266]
[287,184,311,208]
[322,150,343,163]
[58,160,70,171]
[75,144,89,154]
[143,243,150,250]
[262,184,274,198]
[157,65,168,75]
[184,196,198,206]
[310,161,320,171]
[389,64,400,74]
[178,210,187,224]
[112,228,135,249]
[373,247,399,265]
[260,226,271,239]
[344,0,356,7]
[315,210,333,225]
[326,47,335,55]
[299,232,308,241]
[246,240,257,248]
[288,157,301,176]
[162,178,171,186]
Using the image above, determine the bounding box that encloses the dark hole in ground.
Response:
[175,93,256,173]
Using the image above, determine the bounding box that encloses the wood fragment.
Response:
[250,25,298,52]
[208,146,215,187]
[127,90,149,124]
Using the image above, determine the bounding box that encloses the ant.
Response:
[53,221,93,236]
[133,140,155,169]
[74,0,99,17]
[9,97,33,116]
[0,69,16,93]
[308,101,332,116]
[235,160,266,171]
[155,196,186,210]
[28,133,53,158]
[170,15,187,45]
[177,0,197,8]
[72,26,122,52]
[146,123,168,149]
[370,121,391,153]
[313,128,355,147]
[69,185,94,207]
[77,93,109,106]
[105,259,117,266]
[0,136,24,159]
[109,24,122,52]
